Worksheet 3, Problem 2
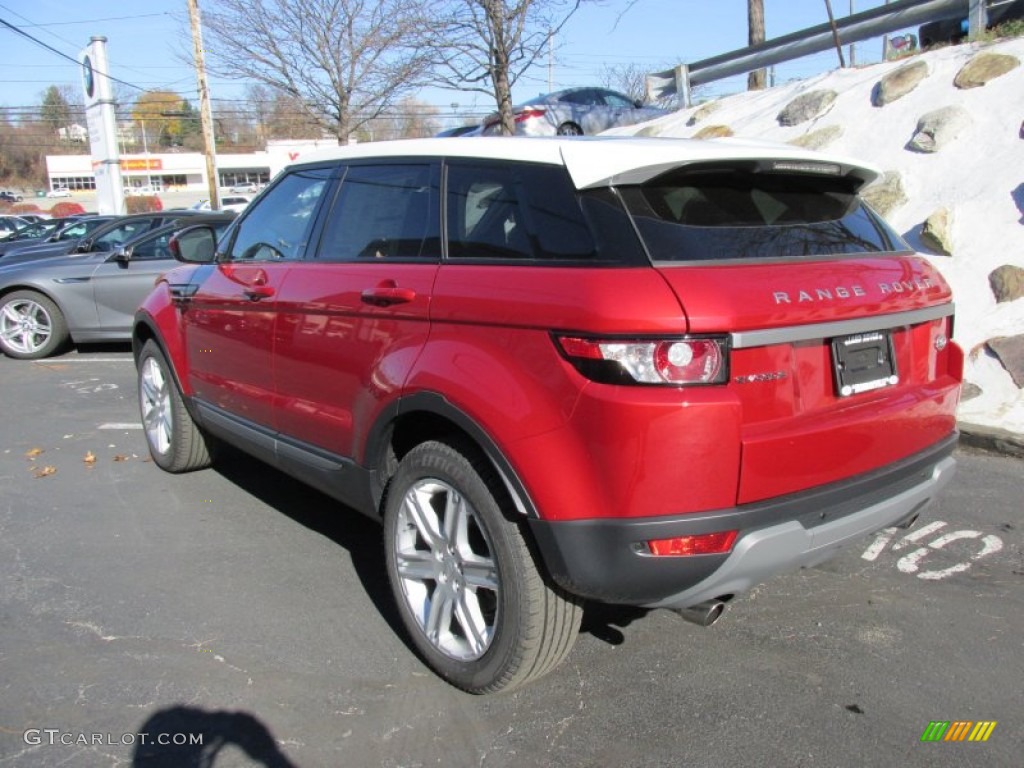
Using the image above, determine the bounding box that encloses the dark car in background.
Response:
[0,216,117,260]
[0,219,65,257]
[480,87,668,136]
[0,215,29,240]
[1,211,202,264]
[0,213,235,359]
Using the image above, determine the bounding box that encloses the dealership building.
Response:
[44,139,339,193]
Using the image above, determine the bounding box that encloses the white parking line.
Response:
[99,423,143,430]
[33,358,133,363]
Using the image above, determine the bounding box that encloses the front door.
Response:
[183,167,335,432]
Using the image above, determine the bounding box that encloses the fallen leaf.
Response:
[33,465,57,478]
[83,451,97,466]
[112,454,129,462]
[25,448,44,459]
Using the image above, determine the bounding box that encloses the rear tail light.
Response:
[647,530,738,557]
[556,335,728,385]
[514,108,546,123]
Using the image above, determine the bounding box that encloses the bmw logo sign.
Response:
[82,55,95,99]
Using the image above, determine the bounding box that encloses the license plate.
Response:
[831,330,898,397]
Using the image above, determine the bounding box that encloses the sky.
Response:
[0,0,906,126]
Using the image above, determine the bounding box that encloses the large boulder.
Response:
[873,60,929,106]
[921,207,954,255]
[635,124,664,137]
[907,105,972,153]
[989,265,1024,303]
[960,381,983,402]
[861,171,908,217]
[777,89,837,126]
[987,336,1024,388]
[788,124,844,150]
[686,101,721,127]
[954,52,1020,89]
[693,124,734,139]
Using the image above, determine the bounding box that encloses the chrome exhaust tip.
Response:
[672,599,726,627]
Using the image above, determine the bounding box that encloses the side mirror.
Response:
[169,225,218,263]
[634,99,644,109]
[75,238,94,253]
[112,246,132,263]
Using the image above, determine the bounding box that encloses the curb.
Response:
[957,422,1024,459]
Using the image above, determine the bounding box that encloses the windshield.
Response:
[617,165,908,262]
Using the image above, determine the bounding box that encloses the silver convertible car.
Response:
[480,87,668,136]
[0,214,235,359]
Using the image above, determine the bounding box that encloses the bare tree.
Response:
[599,63,648,104]
[748,0,767,90]
[199,0,432,144]
[430,0,583,135]
[359,98,441,141]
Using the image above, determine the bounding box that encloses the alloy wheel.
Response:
[393,478,500,661]
[139,356,173,456]
[0,298,53,355]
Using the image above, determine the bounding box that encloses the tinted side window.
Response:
[560,90,597,106]
[317,164,438,262]
[226,168,332,261]
[130,231,173,261]
[94,220,153,251]
[446,163,600,263]
[602,91,634,108]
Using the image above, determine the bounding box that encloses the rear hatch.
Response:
[616,159,963,504]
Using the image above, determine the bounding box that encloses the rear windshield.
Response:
[617,166,908,262]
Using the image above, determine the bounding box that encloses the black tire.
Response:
[384,439,582,693]
[137,339,212,473]
[0,290,70,359]
[556,122,583,136]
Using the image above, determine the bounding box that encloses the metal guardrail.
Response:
[647,0,982,106]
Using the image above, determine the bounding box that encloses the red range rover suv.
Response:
[134,137,962,693]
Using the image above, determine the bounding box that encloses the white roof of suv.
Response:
[298,136,879,191]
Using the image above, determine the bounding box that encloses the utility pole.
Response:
[747,0,767,90]
[548,28,554,92]
[823,0,847,69]
[848,0,856,66]
[187,0,219,210]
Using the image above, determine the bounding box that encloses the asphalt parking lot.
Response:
[1,347,1021,767]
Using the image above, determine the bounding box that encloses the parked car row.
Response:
[0,210,236,359]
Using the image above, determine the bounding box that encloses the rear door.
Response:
[617,163,962,502]
[183,166,335,432]
[273,161,440,461]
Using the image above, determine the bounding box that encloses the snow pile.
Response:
[613,37,1024,437]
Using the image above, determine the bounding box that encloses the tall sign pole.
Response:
[188,0,220,210]
[79,37,125,214]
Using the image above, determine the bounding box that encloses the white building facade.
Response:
[44,139,339,193]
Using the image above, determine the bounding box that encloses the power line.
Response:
[8,12,171,28]
[0,16,145,93]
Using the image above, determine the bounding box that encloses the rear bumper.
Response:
[528,434,957,609]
